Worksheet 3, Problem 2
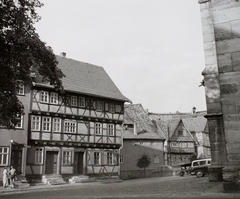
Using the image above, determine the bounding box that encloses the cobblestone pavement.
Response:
[1,175,240,198]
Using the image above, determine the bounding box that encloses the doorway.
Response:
[74,152,84,174]
[11,148,22,174]
[45,151,58,174]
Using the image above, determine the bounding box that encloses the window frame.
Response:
[119,155,124,164]
[64,120,76,133]
[0,147,9,166]
[42,117,51,132]
[96,100,103,111]
[95,123,102,135]
[94,152,100,165]
[107,124,114,136]
[31,115,41,131]
[15,114,23,129]
[40,91,49,103]
[107,152,113,165]
[35,147,44,164]
[17,83,24,95]
[71,96,78,106]
[62,150,72,165]
[53,118,61,132]
[154,155,160,164]
[109,103,115,113]
[79,97,85,108]
[50,92,58,104]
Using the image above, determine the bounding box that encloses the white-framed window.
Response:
[0,147,9,166]
[31,115,41,131]
[181,142,187,148]
[17,83,24,95]
[15,114,23,129]
[40,91,49,103]
[154,155,160,164]
[64,121,76,133]
[79,97,85,107]
[140,141,144,145]
[63,151,71,165]
[96,101,103,111]
[42,117,51,132]
[107,124,114,136]
[119,155,124,164]
[187,142,194,148]
[53,118,61,132]
[171,142,178,147]
[35,148,43,164]
[107,152,113,165]
[71,96,77,106]
[95,123,102,135]
[50,92,58,104]
[207,148,211,156]
[150,141,155,146]
[94,152,100,165]
[109,103,115,113]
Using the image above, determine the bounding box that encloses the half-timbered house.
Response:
[1,54,130,183]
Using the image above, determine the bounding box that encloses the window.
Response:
[15,114,23,129]
[31,115,41,131]
[188,142,194,148]
[154,155,160,164]
[53,118,61,132]
[50,92,58,104]
[107,124,114,136]
[71,96,77,106]
[109,103,115,113]
[79,97,85,107]
[150,141,155,146]
[107,152,113,165]
[94,152,100,165]
[96,101,103,111]
[63,151,71,165]
[171,142,178,147]
[178,130,183,136]
[181,142,187,148]
[140,141,144,145]
[17,83,24,95]
[35,148,43,164]
[95,123,102,135]
[42,117,51,132]
[40,91,49,103]
[120,155,124,164]
[64,121,76,133]
[0,147,9,166]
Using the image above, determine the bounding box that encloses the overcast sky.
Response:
[34,0,206,113]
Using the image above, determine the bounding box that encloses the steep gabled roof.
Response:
[182,117,208,133]
[123,104,166,140]
[34,55,131,102]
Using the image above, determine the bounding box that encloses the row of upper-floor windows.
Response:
[36,91,121,113]
[170,142,194,148]
[31,115,116,136]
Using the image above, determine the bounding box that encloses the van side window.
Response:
[200,161,206,165]
[193,162,199,166]
[207,160,211,164]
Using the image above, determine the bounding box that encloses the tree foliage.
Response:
[136,153,151,176]
[0,0,65,128]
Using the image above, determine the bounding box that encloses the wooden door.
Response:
[74,152,84,174]
[11,149,22,174]
[45,151,58,174]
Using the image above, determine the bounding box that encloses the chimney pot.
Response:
[60,52,66,57]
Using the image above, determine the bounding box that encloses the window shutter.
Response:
[114,152,119,165]
[27,148,35,164]
[102,151,107,166]
[88,151,94,165]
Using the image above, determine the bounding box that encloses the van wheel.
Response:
[196,170,204,178]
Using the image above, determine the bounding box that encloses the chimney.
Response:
[192,106,196,114]
[134,121,137,135]
[60,52,66,57]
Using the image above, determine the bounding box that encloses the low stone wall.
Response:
[120,169,154,180]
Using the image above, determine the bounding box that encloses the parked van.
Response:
[190,158,211,177]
